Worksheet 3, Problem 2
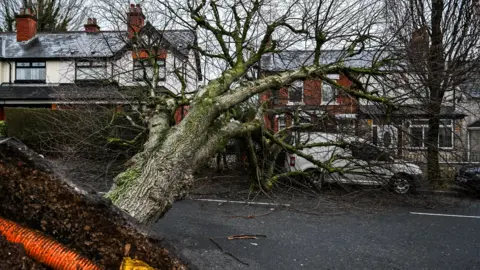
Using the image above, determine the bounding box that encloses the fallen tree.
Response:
[0,138,189,269]
[99,0,394,224]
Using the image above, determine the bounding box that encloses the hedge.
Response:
[5,107,144,158]
[0,121,6,137]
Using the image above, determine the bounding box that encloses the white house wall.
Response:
[46,61,75,84]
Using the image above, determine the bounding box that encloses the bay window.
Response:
[408,119,453,149]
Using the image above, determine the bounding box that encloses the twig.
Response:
[209,238,249,266]
[227,234,267,240]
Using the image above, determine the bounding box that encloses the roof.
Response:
[0,28,196,59]
[260,50,387,71]
[0,84,128,101]
[359,104,466,119]
[468,120,480,128]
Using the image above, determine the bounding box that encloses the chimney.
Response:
[84,18,100,33]
[127,3,145,39]
[16,7,37,42]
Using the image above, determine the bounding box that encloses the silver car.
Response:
[285,132,423,194]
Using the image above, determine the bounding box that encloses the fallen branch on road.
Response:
[227,234,267,240]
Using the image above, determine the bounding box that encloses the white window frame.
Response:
[287,80,304,105]
[407,119,454,150]
[321,82,338,105]
[277,115,286,130]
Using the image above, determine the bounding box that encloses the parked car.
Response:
[455,166,480,193]
[285,132,423,194]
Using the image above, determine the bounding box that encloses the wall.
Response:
[46,61,75,84]
[114,50,198,95]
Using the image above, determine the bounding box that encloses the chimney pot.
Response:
[84,17,100,33]
[127,3,145,39]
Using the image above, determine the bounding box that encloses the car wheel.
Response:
[391,176,412,194]
[305,169,323,191]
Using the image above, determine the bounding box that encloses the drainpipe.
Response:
[467,130,471,162]
[7,61,12,84]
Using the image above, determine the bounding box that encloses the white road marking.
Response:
[194,198,291,207]
[410,212,480,219]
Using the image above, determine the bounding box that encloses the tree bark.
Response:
[425,0,445,185]
[426,105,441,184]
[106,98,260,224]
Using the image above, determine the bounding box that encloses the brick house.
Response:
[258,50,374,133]
[0,3,202,120]
[258,50,469,164]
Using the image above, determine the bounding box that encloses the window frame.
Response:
[133,59,166,82]
[277,115,286,130]
[321,82,338,105]
[407,119,454,150]
[75,59,108,82]
[15,61,46,83]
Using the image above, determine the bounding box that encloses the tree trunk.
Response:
[425,0,445,185]
[105,98,259,224]
[106,108,212,223]
[426,110,441,184]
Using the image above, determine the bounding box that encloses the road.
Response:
[153,197,480,270]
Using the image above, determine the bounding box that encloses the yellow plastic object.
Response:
[120,257,155,270]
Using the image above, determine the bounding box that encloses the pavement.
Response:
[153,196,480,270]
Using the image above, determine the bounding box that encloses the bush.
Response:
[5,107,144,159]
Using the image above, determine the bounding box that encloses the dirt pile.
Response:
[0,138,189,269]
[0,234,46,269]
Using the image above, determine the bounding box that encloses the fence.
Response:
[399,149,480,164]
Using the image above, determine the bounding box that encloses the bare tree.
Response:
[383,0,480,183]
[83,0,401,224]
[0,0,87,31]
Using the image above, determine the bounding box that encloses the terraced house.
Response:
[258,50,470,164]
[0,4,202,120]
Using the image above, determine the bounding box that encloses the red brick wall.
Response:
[16,16,37,42]
[304,79,322,105]
[277,87,288,105]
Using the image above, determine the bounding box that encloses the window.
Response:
[408,119,453,149]
[278,116,286,130]
[288,81,303,104]
[76,60,108,81]
[439,120,453,148]
[15,62,46,83]
[133,59,166,81]
[322,82,338,105]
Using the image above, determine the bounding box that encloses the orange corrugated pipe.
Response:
[0,216,101,270]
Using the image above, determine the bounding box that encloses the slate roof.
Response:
[260,50,388,72]
[0,84,128,101]
[0,28,196,59]
[359,104,466,119]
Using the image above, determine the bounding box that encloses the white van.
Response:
[285,132,423,194]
